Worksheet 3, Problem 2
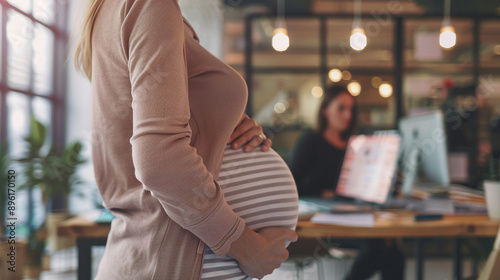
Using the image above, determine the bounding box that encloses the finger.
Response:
[227,115,252,144]
[272,241,289,256]
[233,126,263,150]
[260,138,272,151]
[242,135,262,152]
[228,118,256,146]
[281,229,298,243]
[282,249,290,260]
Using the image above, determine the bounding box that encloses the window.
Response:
[0,0,68,236]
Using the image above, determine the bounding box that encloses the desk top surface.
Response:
[57,216,112,238]
[296,211,500,238]
[58,211,500,239]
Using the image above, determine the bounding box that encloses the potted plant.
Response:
[16,116,86,277]
[17,117,85,212]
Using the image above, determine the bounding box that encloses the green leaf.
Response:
[29,116,46,149]
[63,141,85,166]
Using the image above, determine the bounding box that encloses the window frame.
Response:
[0,0,69,235]
[0,0,68,150]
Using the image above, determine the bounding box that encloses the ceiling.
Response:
[223,0,500,16]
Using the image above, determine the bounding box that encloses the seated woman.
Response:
[289,85,405,280]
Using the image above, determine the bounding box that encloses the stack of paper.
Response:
[449,185,486,206]
[310,213,375,227]
[412,184,486,207]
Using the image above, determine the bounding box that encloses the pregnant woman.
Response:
[74,0,298,279]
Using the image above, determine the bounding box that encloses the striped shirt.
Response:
[201,144,299,280]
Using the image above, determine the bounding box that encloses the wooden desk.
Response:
[58,216,111,238]
[58,213,500,280]
[297,212,500,238]
[297,211,500,280]
[58,217,110,280]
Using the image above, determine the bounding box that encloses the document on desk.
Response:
[419,199,455,214]
[311,212,375,227]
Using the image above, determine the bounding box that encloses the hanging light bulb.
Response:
[272,27,289,52]
[328,69,342,82]
[379,82,393,98]
[439,0,456,49]
[350,26,367,51]
[311,86,324,98]
[347,81,361,96]
[272,0,289,52]
[350,0,367,51]
[440,24,456,49]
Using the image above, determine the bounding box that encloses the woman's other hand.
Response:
[227,226,298,279]
[227,114,272,152]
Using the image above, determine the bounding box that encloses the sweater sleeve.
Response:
[122,0,245,256]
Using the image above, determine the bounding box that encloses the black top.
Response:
[289,132,347,197]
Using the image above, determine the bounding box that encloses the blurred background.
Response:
[0,0,499,279]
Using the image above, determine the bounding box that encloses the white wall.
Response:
[65,0,224,213]
[178,0,224,58]
[65,0,95,213]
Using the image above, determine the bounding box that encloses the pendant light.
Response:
[350,0,367,51]
[328,69,342,82]
[379,82,393,98]
[348,81,361,96]
[272,0,289,52]
[439,0,456,49]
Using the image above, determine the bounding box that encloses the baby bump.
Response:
[201,144,299,280]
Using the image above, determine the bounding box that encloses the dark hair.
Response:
[316,84,358,141]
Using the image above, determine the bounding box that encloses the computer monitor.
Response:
[335,133,401,204]
[398,111,450,196]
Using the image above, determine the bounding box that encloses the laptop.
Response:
[300,132,402,213]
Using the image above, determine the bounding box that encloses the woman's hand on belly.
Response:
[227,226,298,279]
[227,114,272,152]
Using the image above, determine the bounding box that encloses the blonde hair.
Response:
[74,0,105,81]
